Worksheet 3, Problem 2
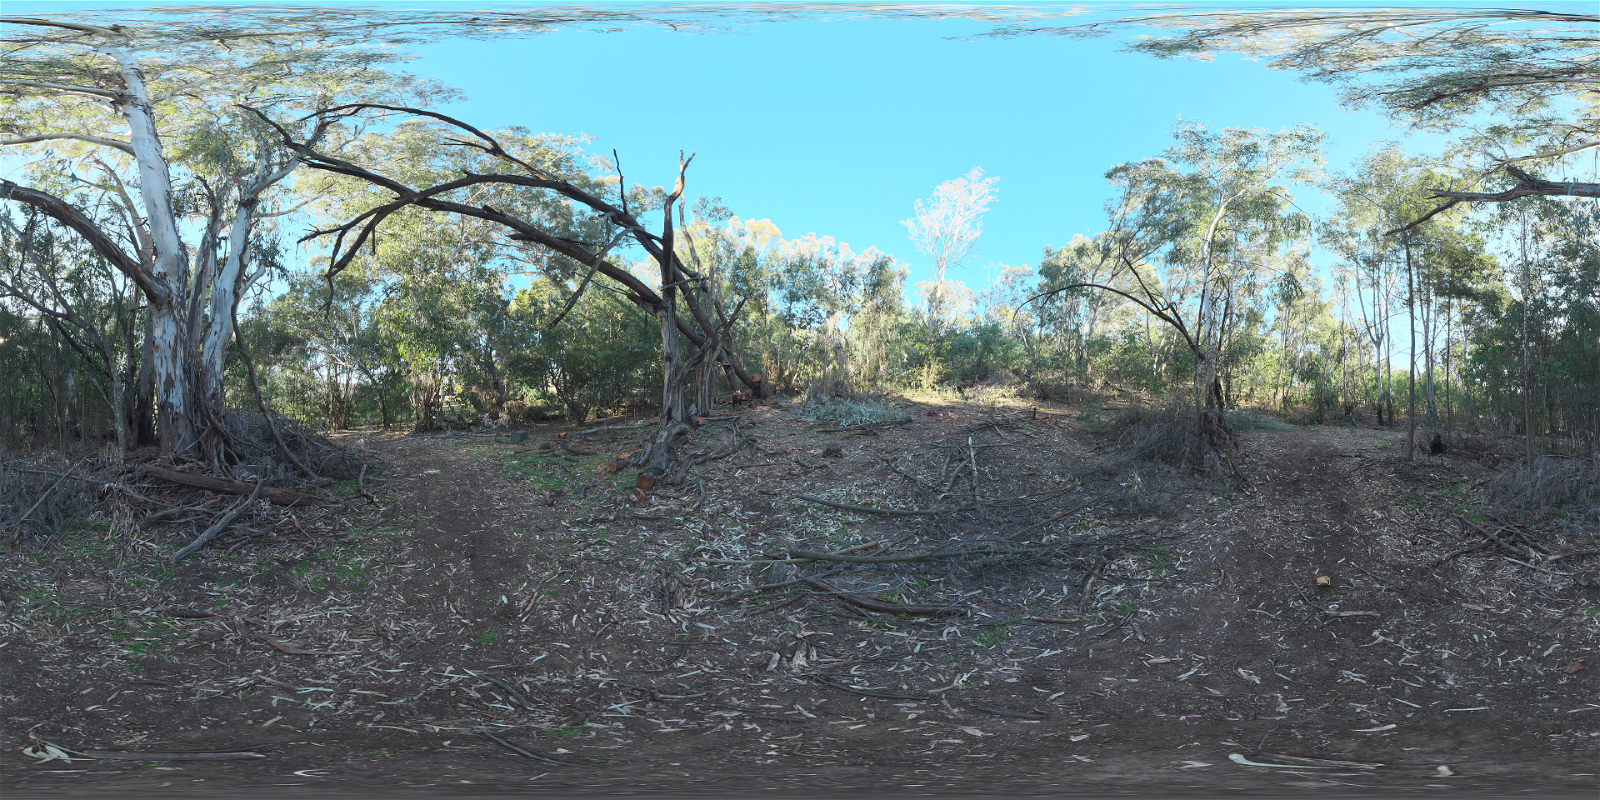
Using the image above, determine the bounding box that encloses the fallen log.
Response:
[139,466,312,507]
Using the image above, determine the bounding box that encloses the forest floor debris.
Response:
[1,396,1597,796]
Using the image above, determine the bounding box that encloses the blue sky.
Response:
[5,1,1585,303]
[405,9,1450,294]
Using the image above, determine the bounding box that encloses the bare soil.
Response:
[3,398,1597,797]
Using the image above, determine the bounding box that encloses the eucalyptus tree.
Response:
[1035,235,1147,399]
[299,119,603,430]
[1129,124,1322,443]
[0,209,140,459]
[672,209,787,396]
[1472,197,1600,453]
[1031,122,1322,464]
[0,14,438,458]
[1325,144,1495,456]
[903,168,998,333]
[989,7,1600,222]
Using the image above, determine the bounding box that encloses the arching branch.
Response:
[1387,164,1600,235]
[0,179,159,302]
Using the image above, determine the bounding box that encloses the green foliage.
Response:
[505,278,659,425]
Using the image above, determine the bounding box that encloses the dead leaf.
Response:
[1563,659,1585,674]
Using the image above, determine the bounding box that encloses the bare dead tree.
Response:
[252,103,761,477]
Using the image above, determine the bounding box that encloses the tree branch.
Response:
[0,78,118,99]
[2,133,135,155]
[1386,165,1600,235]
[0,180,159,301]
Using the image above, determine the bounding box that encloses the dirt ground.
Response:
[2,397,1597,797]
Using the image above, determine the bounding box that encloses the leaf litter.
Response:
[1,400,1596,793]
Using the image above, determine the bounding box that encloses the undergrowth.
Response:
[796,396,910,427]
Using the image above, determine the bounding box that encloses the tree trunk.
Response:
[1404,235,1416,461]
[1520,214,1534,464]
[1444,305,1453,429]
[197,200,256,421]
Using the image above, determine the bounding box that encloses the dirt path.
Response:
[3,408,1596,797]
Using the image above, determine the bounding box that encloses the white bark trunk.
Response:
[104,45,194,455]
[199,201,255,413]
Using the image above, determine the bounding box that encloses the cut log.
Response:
[140,466,313,507]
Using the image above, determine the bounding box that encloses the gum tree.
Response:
[989,8,1599,222]
[1031,123,1323,466]
[0,15,435,457]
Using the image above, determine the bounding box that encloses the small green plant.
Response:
[973,616,1021,649]
[1145,545,1177,574]
[474,631,500,644]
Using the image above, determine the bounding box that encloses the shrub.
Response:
[796,396,910,427]
[1485,454,1600,524]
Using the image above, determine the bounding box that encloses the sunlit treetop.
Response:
[987,7,1599,164]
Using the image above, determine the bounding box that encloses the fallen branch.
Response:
[8,469,69,546]
[815,419,912,433]
[1092,610,1136,636]
[2,465,157,503]
[79,749,265,761]
[1427,541,1490,569]
[1545,550,1600,562]
[478,728,589,767]
[778,543,1053,565]
[356,463,377,505]
[798,575,962,616]
[172,478,263,561]
[971,703,1047,719]
[140,465,312,507]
